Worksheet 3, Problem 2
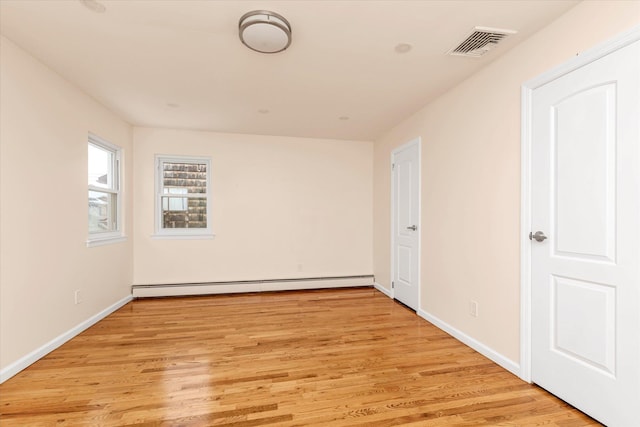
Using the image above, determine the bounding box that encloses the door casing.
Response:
[520,24,640,382]
[390,137,421,308]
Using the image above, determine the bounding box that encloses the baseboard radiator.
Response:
[132,275,375,298]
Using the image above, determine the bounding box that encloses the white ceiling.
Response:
[0,0,579,141]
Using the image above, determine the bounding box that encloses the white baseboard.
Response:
[0,294,133,384]
[417,308,520,377]
[133,277,374,298]
[373,281,393,298]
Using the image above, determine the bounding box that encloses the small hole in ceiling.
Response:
[79,0,106,13]
[394,43,412,54]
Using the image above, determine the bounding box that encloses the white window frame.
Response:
[153,154,214,239]
[87,133,125,247]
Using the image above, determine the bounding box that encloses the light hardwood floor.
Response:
[0,287,599,426]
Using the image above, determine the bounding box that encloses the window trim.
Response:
[87,133,126,247]
[153,154,214,239]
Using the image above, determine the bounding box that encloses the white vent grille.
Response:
[448,26,517,58]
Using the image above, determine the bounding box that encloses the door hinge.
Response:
[392,281,395,289]
[392,163,395,171]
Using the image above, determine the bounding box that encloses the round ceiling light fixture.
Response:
[239,10,292,54]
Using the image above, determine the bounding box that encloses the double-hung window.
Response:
[87,134,124,246]
[154,155,213,238]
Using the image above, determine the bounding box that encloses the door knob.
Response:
[529,231,547,242]
[407,225,417,231]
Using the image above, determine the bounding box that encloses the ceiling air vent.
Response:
[448,26,517,58]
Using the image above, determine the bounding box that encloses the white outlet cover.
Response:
[469,301,478,317]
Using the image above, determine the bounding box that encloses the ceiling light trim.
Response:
[239,10,292,54]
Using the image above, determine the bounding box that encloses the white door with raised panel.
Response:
[392,139,420,310]
[530,39,639,426]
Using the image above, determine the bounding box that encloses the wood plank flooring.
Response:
[0,288,600,426]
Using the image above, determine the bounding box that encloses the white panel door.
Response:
[531,40,640,426]
[392,139,420,310]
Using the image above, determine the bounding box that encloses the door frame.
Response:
[390,137,422,307]
[519,25,640,382]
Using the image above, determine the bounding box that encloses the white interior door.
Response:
[530,40,640,426]
[392,139,420,310]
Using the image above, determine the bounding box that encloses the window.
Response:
[154,155,213,238]
[87,134,124,246]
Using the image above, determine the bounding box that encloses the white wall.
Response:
[373,0,640,364]
[133,128,373,285]
[0,36,133,373]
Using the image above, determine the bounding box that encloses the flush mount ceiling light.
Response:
[239,10,292,54]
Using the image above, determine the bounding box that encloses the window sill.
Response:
[86,235,127,248]
[151,233,216,240]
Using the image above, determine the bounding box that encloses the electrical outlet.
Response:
[74,290,82,305]
[469,300,478,317]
